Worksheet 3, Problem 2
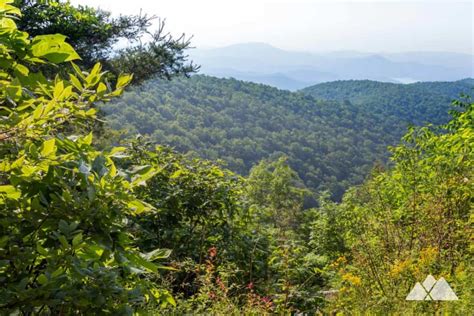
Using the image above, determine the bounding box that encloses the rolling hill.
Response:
[102,76,473,199]
[301,79,474,125]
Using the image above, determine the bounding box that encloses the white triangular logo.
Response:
[406,275,458,301]
[422,275,436,292]
[406,282,428,300]
[430,277,459,300]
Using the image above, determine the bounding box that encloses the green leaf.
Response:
[142,248,172,261]
[131,166,157,186]
[82,132,93,146]
[166,294,177,307]
[36,243,48,256]
[51,267,64,278]
[116,74,133,89]
[58,220,69,234]
[70,62,85,80]
[128,199,154,215]
[0,1,21,16]
[97,82,107,96]
[0,17,17,32]
[124,252,158,273]
[72,233,83,247]
[108,147,128,159]
[31,34,80,63]
[13,63,29,76]
[6,79,22,101]
[58,235,69,249]
[37,274,48,285]
[69,74,83,90]
[90,62,102,76]
[40,138,56,157]
[53,80,64,99]
[170,169,184,179]
[0,185,21,200]
[0,236,9,248]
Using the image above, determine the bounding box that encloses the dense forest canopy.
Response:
[0,1,472,314]
[103,75,472,200]
[302,79,474,125]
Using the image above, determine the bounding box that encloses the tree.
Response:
[328,98,473,314]
[101,75,472,201]
[15,0,199,83]
[245,157,323,313]
[0,2,173,312]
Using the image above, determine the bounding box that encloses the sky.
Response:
[71,0,473,54]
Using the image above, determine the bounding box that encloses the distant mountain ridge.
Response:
[189,43,474,90]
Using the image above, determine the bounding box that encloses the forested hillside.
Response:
[302,79,473,124]
[1,2,472,314]
[103,75,472,199]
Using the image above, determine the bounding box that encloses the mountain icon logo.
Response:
[406,275,458,301]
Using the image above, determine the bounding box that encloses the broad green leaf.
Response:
[31,34,80,63]
[170,169,184,179]
[90,62,101,76]
[0,185,21,200]
[0,17,17,31]
[108,146,129,159]
[69,74,83,90]
[6,79,21,101]
[51,267,64,278]
[72,233,83,247]
[58,220,69,234]
[97,82,107,96]
[0,1,21,16]
[13,63,29,76]
[36,243,48,256]
[21,165,37,177]
[82,132,93,146]
[166,294,177,307]
[70,62,85,80]
[58,235,69,249]
[116,74,133,89]
[142,248,172,261]
[128,199,154,214]
[0,236,9,248]
[53,80,64,99]
[40,138,56,157]
[124,252,158,273]
[37,274,48,285]
[131,166,157,186]
[109,163,117,177]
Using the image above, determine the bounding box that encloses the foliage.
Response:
[301,79,473,128]
[1,1,472,314]
[125,141,244,261]
[242,158,325,313]
[15,0,198,83]
[0,2,172,313]
[102,75,471,200]
[324,97,473,314]
[115,140,254,301]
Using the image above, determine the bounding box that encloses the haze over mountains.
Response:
[190,43,474,90]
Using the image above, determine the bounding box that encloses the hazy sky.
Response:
[71,0,473,54]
